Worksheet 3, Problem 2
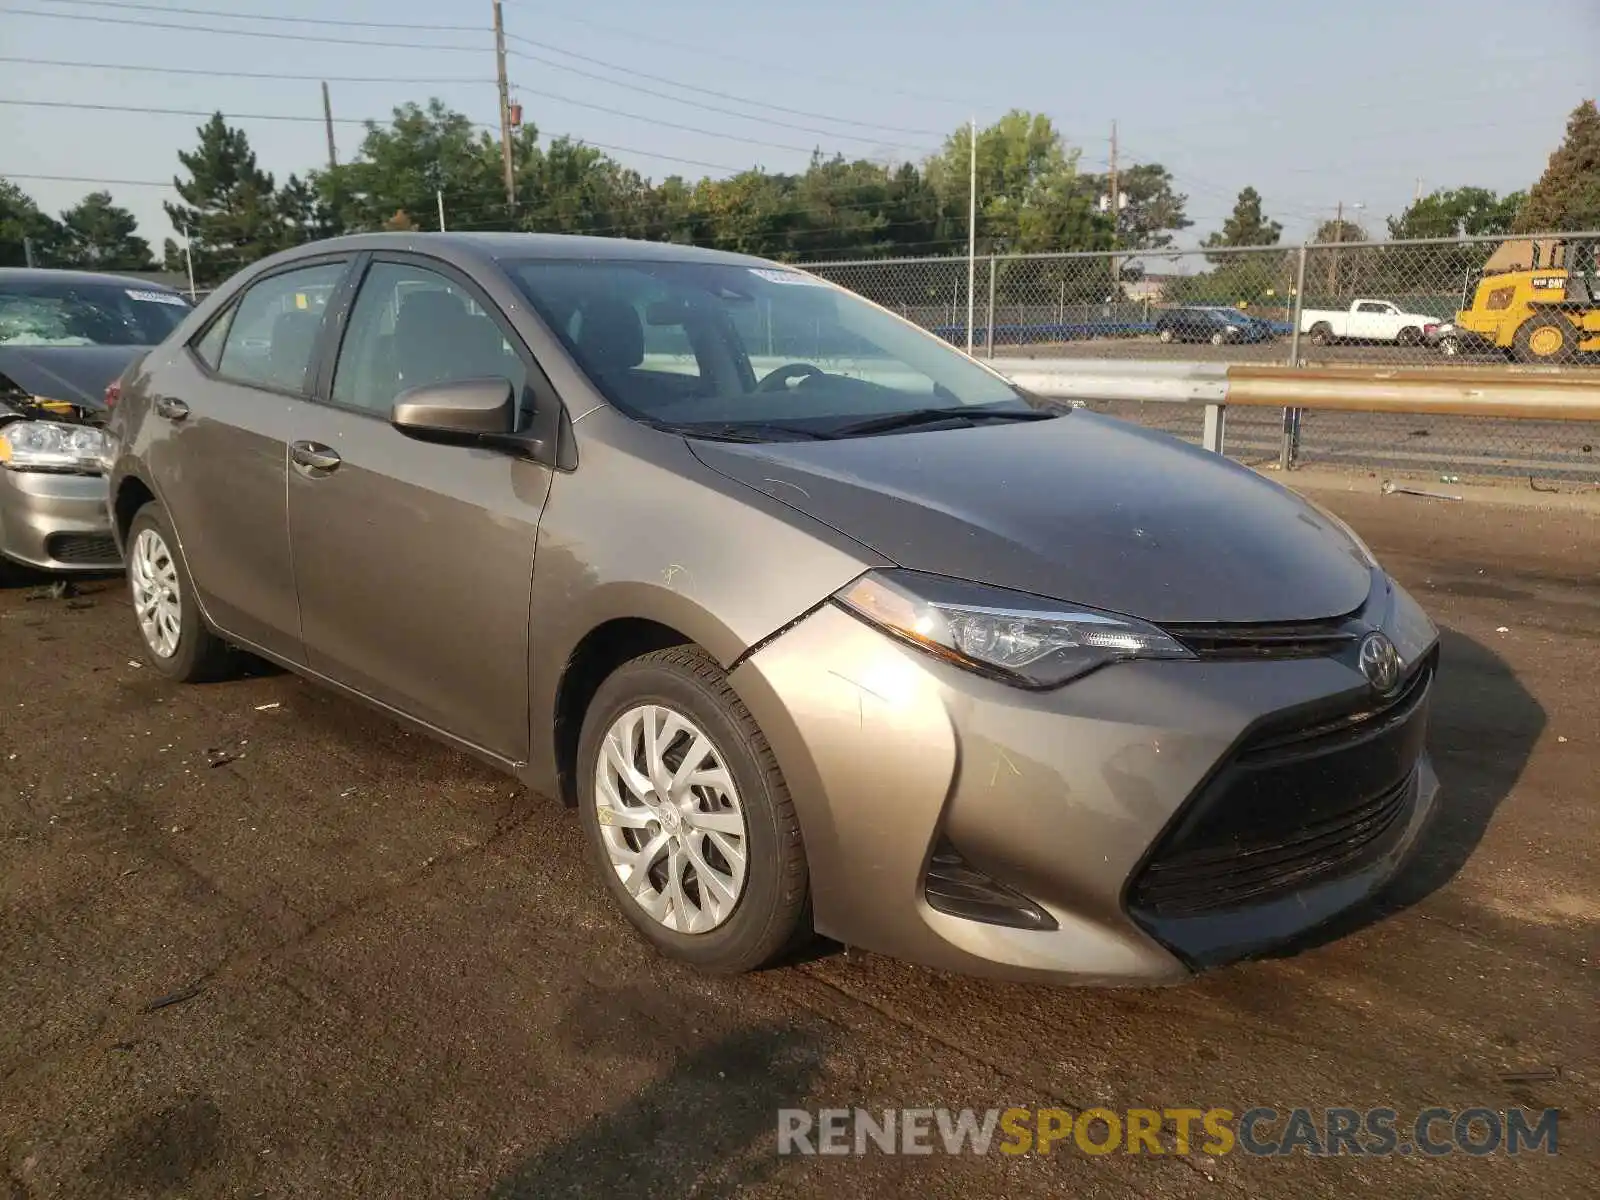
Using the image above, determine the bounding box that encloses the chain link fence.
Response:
[804,233,1600,482]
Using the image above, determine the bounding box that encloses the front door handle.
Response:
[153,396,189,421]
[290,441,341,472]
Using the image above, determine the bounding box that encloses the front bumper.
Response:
[0,468,121,572]
[731,582,1439,986]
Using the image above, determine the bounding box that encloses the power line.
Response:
[504,46,940,152]
[0,96,495,128]
[0,6,488,51]
[506,85,826,157]
[1,56,491,85]
[500,6,980,111]
[27,0,485,31]
[504,35,946,138]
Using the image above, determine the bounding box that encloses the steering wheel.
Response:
[756,362,825,393]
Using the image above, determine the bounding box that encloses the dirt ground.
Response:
[1,484,1595,1198]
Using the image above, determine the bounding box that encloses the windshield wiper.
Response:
[828,406,1060,438]
[654,420,837,443]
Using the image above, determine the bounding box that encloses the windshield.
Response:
[508,259,1034,438]
[0,279,190,347]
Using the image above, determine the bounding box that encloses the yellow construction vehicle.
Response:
[1452,237,1600,363]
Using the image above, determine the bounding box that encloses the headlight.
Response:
[0,420,114,474]
[834,569,1194,688]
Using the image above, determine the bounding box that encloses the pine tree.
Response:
[1,179,64,267]
[162,114,283,283]
[58,191,153,271]
[1514,99,1600,233]
[1205,187,1282,249]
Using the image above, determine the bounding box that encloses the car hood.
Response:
[0,345,146,409]
[687,411,1374,623]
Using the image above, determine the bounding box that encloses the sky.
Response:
[2,0,1597,261]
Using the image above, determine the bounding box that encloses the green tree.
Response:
[924,111,1105,254]
[1388,187,1523,239]
[57,190,153,270]
[1,179,64,267]
[1514,99,1600,233]
[163,114,284,283]
[325,99,504,233]
[1080,162,1192,251]
[1313,218,1369,244]
[1205,186,1282,249]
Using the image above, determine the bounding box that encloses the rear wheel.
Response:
[1309,322,1334,346]
[1209,330,1226,346]
[1512,313,1581,364]
[1158,328,1174,343]
[126,502,231,682]
[577,646,810,973]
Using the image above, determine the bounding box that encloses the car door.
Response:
[284,254,554,761]
[145,256,352,661]
[1349,301,1387,340]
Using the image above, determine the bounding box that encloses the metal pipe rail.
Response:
[992,359,1600,455]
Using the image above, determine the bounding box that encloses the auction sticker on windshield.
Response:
[125,289,188,306]
[748,268,829,287]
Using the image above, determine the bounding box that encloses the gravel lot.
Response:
[1,485,1595,1199]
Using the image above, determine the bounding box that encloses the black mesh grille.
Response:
[45,533,121,566]
[1128,658,1434,920]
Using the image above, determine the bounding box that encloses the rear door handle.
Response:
[290,441,341,472]
[153,396,189,421]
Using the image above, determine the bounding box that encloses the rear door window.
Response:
[217,262,348,393]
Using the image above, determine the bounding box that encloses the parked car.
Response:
[1299,299,1440,346]
[0,268,190,576]
[107,234,1440,985]
[1154,306,1274,345]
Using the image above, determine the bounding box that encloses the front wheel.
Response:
[1210,331,1226,346]
[1397,326,1422,346]
[1439,336,1461,357]
[577,647,810,973]
[125,502,231,682]
[1158,328,1174,343]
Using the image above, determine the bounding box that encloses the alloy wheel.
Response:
[130,527,182,658]
[594,703,750,934]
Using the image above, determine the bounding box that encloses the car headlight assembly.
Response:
[0,420,114,475]
[834,569,1194,688]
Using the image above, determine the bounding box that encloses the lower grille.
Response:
[45,533,121,566]
[924,839,1057,930]
[1128,658,1434,921]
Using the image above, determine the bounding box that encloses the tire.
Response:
[125,502,231,682]
[1309,322,1334,346]
[577,646,810,973]
[1209,331,1226,346]
[1439,336,1460,357]
[1397,326,1421,346]
[1158,328,1174,343]
[1512,312,1581,364]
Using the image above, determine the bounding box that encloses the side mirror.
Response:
[391,377,515,439]
[390,377,546,459]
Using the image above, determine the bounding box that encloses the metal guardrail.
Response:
[993,359,1600,459]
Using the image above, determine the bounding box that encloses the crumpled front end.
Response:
[729,576,1440,986]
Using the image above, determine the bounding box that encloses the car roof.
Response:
[276,231,779,268]
[0,267,185,291]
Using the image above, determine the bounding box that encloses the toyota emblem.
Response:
[1358,631,1402,694]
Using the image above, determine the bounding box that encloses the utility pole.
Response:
[321,81,338,170]
[182,227,197,300]
[1328,199,1343,293]
[966,116,976,356]
[22,237,34,268]
[493,1,515,207]
[1414,177,1424,204]
[437,190,447,232]
[1108,119,1119,293]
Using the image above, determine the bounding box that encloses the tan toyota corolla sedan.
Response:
[106,234,1440,985]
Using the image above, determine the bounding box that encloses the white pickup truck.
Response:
[1299,299,1439,346]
